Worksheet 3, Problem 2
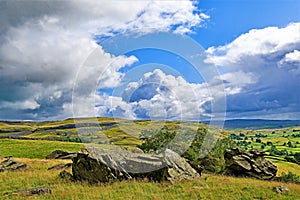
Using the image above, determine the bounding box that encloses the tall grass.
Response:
[1,158,300,200]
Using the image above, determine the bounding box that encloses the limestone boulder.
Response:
[224,148,277,180]
[0,157,30,172]
[72,146,200,183]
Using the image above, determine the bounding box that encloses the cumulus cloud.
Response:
[0,99,40,110]
[206,23,300,68]
[91,69,209,120]
[206,23,300,119]
[278,50,300,74]
[92,69,248,120]
[0,1,206,120]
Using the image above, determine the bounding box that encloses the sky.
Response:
[0,0,299,121]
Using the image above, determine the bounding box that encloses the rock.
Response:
[48,163,72,170]
[46,150,76,160]
[164,149,200,182]
[224,148,277,180]
[273,186,289,194]
[72,146,200,183]
[59,170,74,181]
[17,187,51,196]
[0,157,30,172]
[187,162,203,176]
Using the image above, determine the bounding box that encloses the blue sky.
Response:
[195,0,300,48]
[0,0,299,121]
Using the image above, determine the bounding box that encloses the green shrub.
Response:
[138,126,235,174]
[138,127,177,152]
[277,171,300,184]
[294,152,300,164]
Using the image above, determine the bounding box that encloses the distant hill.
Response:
[217,119,300,130]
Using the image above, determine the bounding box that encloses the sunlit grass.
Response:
[0,158,299,200]
[0,139,82,159]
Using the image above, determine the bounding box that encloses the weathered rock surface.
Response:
[59,170,74,181]
[46,150,76,160]
[17,186,51,196]
[224,148,277,180]
[72,146,200,183]
[273,186,289,194]
[0,157,30,172]
[48,163,72,170]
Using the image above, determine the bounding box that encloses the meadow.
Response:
[0,118,300,199]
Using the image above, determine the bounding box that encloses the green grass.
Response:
[1,158,299,200]
[228,127,300,158]
[1,120,300,199]
[0,139,82,159]
[268,158,300,177]
[112,137,143,146]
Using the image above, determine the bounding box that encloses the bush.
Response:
[138,125,235,174]
[277,172,300,184]
[138,127,177,152]
[284,156,297,164]
[294,152,300,164]
[269,145,288,156]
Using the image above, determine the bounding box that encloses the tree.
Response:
[138,126,235,174]
[294,152,300,164]
[266,141,273,146]
[256,138,261,143]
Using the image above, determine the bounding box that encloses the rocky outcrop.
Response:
[0,157,30,172]
[46,150,76,160]
[71,146,200,183]
[224,148,277,180]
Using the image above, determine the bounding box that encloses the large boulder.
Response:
[224,148,277,180]
[72,146,199,183]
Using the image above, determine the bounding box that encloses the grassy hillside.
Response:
[1,118,300,199]
[1,156,300,200]
[227,127,300,164]
[0,139,82,159]
[0,118,202,146]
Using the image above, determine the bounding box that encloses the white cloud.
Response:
[206,23,300,119]
[87,69,203,120]
[125,1,203,34]
[0,99,40,110]
[0,1,207,120]
[206,23,300,69]
[220,71,257,95]
[278,50,300,74]
[283,50,300,62]
[116,69,215,120]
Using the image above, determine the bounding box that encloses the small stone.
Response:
[273,186,289,194]
[17,187,51,196]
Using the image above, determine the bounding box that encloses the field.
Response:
[0,154,300,200]
[0,118,300,199]
[228,127,300,161]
